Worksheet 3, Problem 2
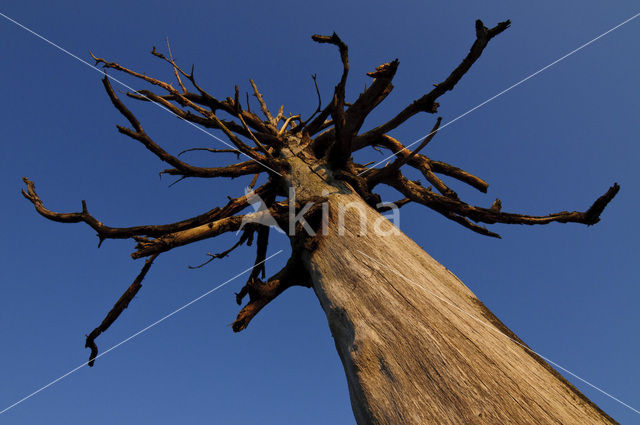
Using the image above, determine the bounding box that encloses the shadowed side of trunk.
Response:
[304,191,617,425]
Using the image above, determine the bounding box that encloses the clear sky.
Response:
[1,1,639,424]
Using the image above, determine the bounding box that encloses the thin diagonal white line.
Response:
[358,11,640,175]
[0,250,283,415]
[357,250,640,415]
[0,11,282,177]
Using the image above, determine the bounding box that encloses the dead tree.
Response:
[22,20,620,424]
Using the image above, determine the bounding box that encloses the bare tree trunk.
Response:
[304,191,617,425]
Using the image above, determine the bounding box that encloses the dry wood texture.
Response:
[306,190,617,424]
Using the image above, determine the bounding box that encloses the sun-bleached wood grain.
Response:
[307,191,616,424]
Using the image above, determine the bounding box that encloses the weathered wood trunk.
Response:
[301,190,616,425]
[274,148,617,424]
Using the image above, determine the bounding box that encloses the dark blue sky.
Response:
[1,1,639,424]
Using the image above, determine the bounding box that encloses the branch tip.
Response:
[585,183,620,224]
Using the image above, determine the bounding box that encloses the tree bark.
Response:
[302,190,617,424]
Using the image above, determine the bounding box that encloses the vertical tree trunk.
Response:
[304,191,616,424]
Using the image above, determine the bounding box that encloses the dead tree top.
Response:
[21,20,618,366]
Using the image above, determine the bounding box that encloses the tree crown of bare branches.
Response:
[22,19,618,366]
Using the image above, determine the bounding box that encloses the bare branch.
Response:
[132,215,245,258]
[150,44,190,87]
[232,256,312,332]
[441,211,501,238]
[85,253,159,366]
[311,33,349,94]
[360,133,487,197]
[154,38,188,93]
[234,191,275,304]
[274,104,285,124]
[22,177,273,243]
[303,107,334,137]
[248,173,260,189]
[102,77,267,177]
[178,147,242,158]
[158,160,262,178]
[129,190,292,259]
[354,19,510,145]
[367,118,442,183]
[295,74,323,131]
[126,90,279,147]
[95,51,229,120]
[344,59,398,133]
[235,228,271,307]
[384,172,619,237]
[91,51,176,93]
[310,59,399,157]
[377,198,411,212]
[253,222,271,280]
[234,85,242,114]
[430,160,489,193]
[393,117,442,169]
[430,20,511,99]
[188,225,256,269]
[277,114,301,137]
[236,112,276,159]
[93,53,281,166]
[250,79,275,125]
[312,32,351,167]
